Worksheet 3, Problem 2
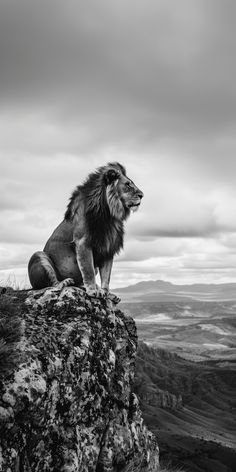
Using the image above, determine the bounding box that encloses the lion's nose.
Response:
[138,190,144,199]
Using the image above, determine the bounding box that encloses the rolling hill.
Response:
[115,280,236,302]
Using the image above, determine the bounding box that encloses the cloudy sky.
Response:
[0,0,236,288]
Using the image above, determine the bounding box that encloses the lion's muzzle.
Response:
[128,189,144,210]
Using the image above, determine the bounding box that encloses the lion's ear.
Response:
[104,168,120,185]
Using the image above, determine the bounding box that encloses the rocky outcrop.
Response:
[0,286,159,472]
[139,388,182,410]
[134,342,184,412]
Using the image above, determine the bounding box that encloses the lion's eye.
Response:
[126,182,131,188]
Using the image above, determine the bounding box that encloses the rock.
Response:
[0,286,159,472]
[140,388,182,409]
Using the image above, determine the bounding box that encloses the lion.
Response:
[28,162,143,302]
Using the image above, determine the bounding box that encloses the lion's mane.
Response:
[64,162,129,264]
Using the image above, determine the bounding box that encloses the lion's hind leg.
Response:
[28,251,60,289]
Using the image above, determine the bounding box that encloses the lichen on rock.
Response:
[0,286,159,471]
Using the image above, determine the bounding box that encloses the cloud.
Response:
[0,0,236,143]
[117,237,184,262]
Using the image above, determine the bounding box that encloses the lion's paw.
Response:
[86,287,103,298]
[86,287,112,300]
[85,287,120,304]
[107,292,121,304]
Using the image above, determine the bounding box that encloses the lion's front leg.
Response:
[75,237,97,296]
[99,258,113,293]
[99,258,120,304]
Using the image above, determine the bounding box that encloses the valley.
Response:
[134,340,236,472]
[120,300,236,363]
[115,281,236,471]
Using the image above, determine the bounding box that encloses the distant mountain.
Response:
[114,280,236,301]
[116,280,173,293]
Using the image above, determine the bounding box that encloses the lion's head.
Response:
[65,162,143,222]
[104,162,144,220]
